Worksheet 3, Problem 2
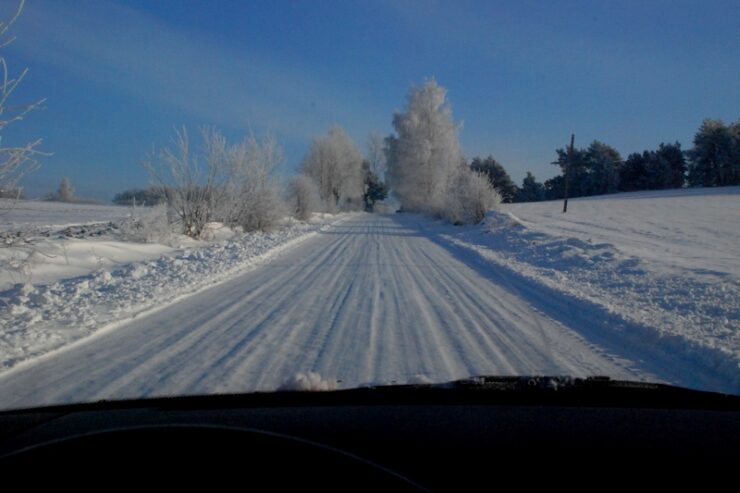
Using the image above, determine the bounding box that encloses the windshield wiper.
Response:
[350,375,740,410]
[2,376,737,416]
[408,375,646,390]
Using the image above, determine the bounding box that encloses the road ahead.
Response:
[0,215,660,409]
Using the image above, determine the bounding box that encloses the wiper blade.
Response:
[3,376,737,416]
[359,375,652,391]
[437,375,653,391]
[351,375,740,410]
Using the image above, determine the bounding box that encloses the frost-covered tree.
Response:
[145,127,285,237]
[57,177,75,202]
[300,126,364,212]
[287,174,320,221]
[445,169,500,224]
[0,0,44,203]
[362,163,388,212]
[221,133,285,232]
[366,132,387,180]
[144,127,228,238]
[386,79,498,222]
[385,79,464,214]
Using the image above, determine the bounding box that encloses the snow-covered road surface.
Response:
[0,214,728,409]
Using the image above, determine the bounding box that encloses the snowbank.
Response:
[413,188,740,390]
[0,213,347,373]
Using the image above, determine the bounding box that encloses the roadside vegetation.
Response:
[2,1,737,241]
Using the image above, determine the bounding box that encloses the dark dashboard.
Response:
[1,377,737,490]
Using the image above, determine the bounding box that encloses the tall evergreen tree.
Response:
[586,141,622,195]
[651,142,686,189]
[516,172,545,202]
[619,152,650,192]
[619,143,686,191]
[552,146,590,198]
[687,119,737,187]
[362,160,388,212]
[544,175,565,200]
[552,141,621,197]
[731,120,740,183]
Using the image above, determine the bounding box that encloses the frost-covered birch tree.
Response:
[300,126,364,212]
[386,79,498,222]
[385,80,463,214]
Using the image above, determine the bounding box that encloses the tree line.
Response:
[116,125,391,238]
[476,118,739,203]
[2,0,736,238]
[113,101,737,239]
[116,79,499,238]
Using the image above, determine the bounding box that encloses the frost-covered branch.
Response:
[144,127,286,238]
[220,132,285,232]
[0,0,46,201]
[143,127,226,238]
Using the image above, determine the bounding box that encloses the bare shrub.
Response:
[444,168,501,225]
[143,127,227,238]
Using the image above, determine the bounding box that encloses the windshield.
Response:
[0,0,738,411]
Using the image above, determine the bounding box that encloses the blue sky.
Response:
[2,0,739,200]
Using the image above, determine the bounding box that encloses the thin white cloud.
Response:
[9,0,385,141]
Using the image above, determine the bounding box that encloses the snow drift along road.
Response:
[0,214,731,410]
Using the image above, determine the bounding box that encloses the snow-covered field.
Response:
[489,187,739,385]
[1,200,155,289]
[0,202,238,290]
[0,188,737,409]
[0,199,130,231]
[505,187,740,279]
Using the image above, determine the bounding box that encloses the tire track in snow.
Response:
[0,215,662,410]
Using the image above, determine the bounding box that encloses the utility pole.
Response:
[563,134,574,213]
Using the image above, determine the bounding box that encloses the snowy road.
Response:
[0,214,722,409]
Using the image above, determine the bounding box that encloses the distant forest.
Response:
[470,118,739,203]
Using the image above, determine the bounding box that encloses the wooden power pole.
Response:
[563,134,574,213]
